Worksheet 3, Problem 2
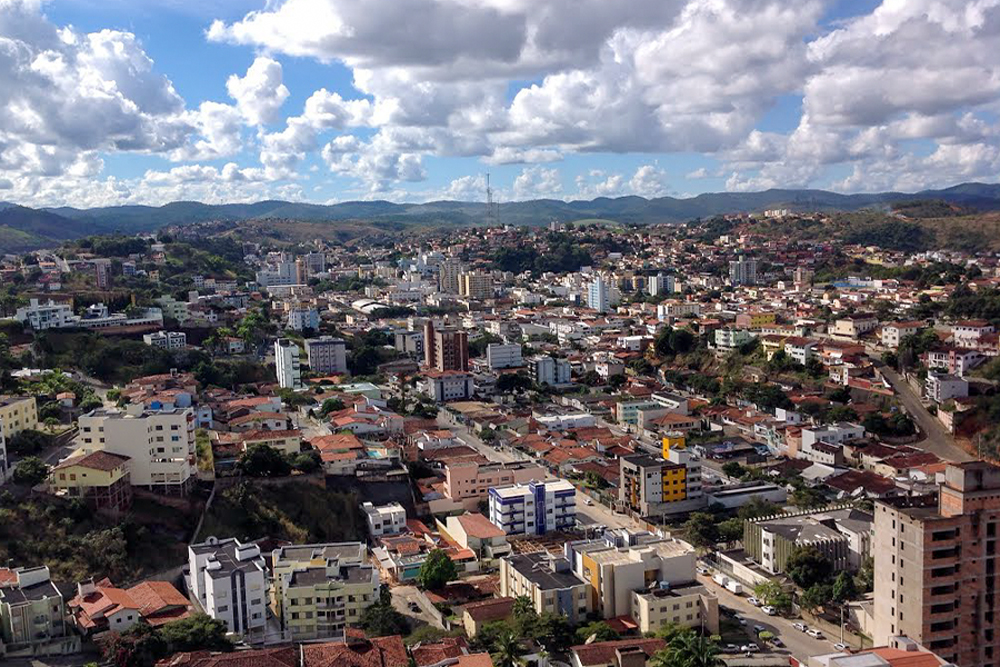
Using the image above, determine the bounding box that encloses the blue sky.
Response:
[1,0,998,207]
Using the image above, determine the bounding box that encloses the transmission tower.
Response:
[485,172,500,226]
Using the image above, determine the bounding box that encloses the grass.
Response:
[195,429,214,472]
[199,480,366,544]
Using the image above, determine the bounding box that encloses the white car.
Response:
[834,643,849,652]
[696,566,710,575]
[762,605,777,616]
[741,644,760,654]
[583,498,593,505]
[793,623,808,632]
[747,597,761,606]
[807,629,824,639]
[736,616,747,626]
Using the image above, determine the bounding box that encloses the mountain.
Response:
[1,181,1000,253]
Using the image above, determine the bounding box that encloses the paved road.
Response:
[392,584,444,629]
[698,573,850,662]
[879,366,974,462]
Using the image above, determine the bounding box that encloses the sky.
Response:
[0,0,998,208]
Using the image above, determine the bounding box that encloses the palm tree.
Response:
[512,595,534,619]
[492,629,525,667]
[651,634,724,667]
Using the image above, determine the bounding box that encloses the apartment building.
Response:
[743,507,874,575]
[143,331,187,350]
[14,298,74,330]
[488,479,577,536]
[587,276,610,313]
[873,462,1000,667]
[188,538,268,639]
[729,257,757,286]
[458,270,493,300]
[831,313,879,339]
[423,321,469,372]
[882,321,925,349]
[631,583,719,635]
[715,327,755,351]
[305,337,348,375]
[286,307,320,332]
[270,543,378,641]
[0,396,39,440]
[362,502,407,538]
[735,310,776,329]
[500,553,591,623]
[486,343,523,370]
[445,460,546,506]
[274,338,302,389]
[438,259,464,293]
[0,566,80,657]
[528,355,572,386]
[618,439,704,517]
[422,370,474,402]
[925,372,968,404]
[78,406,196,495]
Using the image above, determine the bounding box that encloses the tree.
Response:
[7,429,50,455]
[737,497,781,522]
[159,613,232,652]
[785,545,834,589]
[12,456,49,486]
[100,622,167,667]
[574,620,619,644]
[492,629,525,667]
[800,584,833,613]
[753,581,791,612]
[496,372,532,394]
[716,518,744,545]
[854,556,875,594]
[512,595,534,619]
[832,571,858,603]
[681,512,719,549]
[653,621,696,644]
[417,548,457,591]
[791,485,827,510]
[480,427,497,443]
[291,450,321,473]
[360,585,408,637]
[721,462,745,479]
[238,444,292,477]
[651,633,723,667]
[319,397,346,416]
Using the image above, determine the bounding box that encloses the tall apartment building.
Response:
[647,273,675,296]
[304,251,326,275]
[423,321,469,372]
[438,259,464,293]
[488,479,576,536]
[305,337,348,375]
[270,542,379,641]
[274,338,302,389]
[486,343,523,370]
[874,462,1000,667]
[458,270,493,300]
[0,396,39,440]
[500,553,591,623]
[618,436,703,517]
[394,330,424,358]
[0,566,80,656]
[528,355,572,386]
[729,256,758,286]
[78,406,196,495]
[587,276,609,313]
[189,538,268,639]
[94,260,111,289]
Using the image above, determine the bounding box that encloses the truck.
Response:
[725,580,743,595]
[713,573,729,587]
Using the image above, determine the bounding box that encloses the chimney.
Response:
[78,577,97,597]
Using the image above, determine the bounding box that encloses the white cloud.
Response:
[226,57,290,126]
[512,166,562,199]
[629,165,668,198]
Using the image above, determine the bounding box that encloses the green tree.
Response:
[319,397,346,416]
[753,581,791,612]
[238,443,292,477]
[651,633,724,667]
[417,548,458,591]
[832,571,858,603]
[360,585,408,637]
[791,485,827,510]
[512,595,534,619]
[681,512,719,549]
[12,456,49,486]
[159,613,232,652]
[854,556,875,594]
[574,620,619,644]
[785,545,834,589]
[800,584,833,613]
[7,429,50,455]
[492,629,525,667]
[737,497,781,521]
[721,462,745,479]
[653,621,696,644]
[99,622,167,667]
[716,518,744,544]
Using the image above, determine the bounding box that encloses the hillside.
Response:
[3,181,1000,252]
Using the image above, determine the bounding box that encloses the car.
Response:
[741,644,760,653]
[762,605,777,616]
[747,596,761,606]
[807,629,824,639]
[753,625,766,635]
[736,616,747,626]
[725,644,739,653]
[833,643,850,652]
[408,602,421,612]
[793,622,808,632]
[583,498,593,506]
[696,566,710,575]
[771,638,784,648]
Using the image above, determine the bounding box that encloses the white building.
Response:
[78,406,196,494]
[925,371,969,403]
[287,307,320,331]
[188,537,268,638]
[143,331,187,350]
[801,422,866,448]
[362,501,407,537]
[488,479,576,536]
[14,298,75,330]
[647,274,675,296]
[528,356,572,386]
[587,276,609,313]
[714,327,755,351]
[256,260,297,288]
[305,337,348,375]
[274,338,302,389]
[438,259,464,293]
[423,370,474,402]
[881,321,924,349]
[486,343,523,370]
[729,257,757,286]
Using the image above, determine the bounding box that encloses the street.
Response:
[878,366,974,462]
[392,584,444,629]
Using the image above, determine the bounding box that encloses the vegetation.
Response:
[12,456,49,486]
[100,614,231,667]
[418,548,458,590]
[650,633,724,667]
[360,585,409,637]
[785,545,834,589]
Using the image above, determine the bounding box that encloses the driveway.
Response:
[878,366,974,462]
[392,584,445,630]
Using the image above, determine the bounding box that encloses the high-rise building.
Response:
[438,259,464,293]
[729,257,758,286]
[873,461,1000,667]
[587,276,609,313]
[423,321,469,372]
[489,479,576,536]
[486,343,523,370]
[528,355,572,386]
[459,270,493,300]
[188,538,267,639]
[94,260,111,290]
[274,338,302,389]
[647,273,675,296]
[305,336,348,375]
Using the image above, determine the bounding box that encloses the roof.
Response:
[455,513,506,539]
[156,647,298,667]
[54,450,131,472]
[302,635,409,667]
[462,596,515,623]
[505,553,584,590]
[570,638,666,667]
[410,637,467,666]
[868,647,944,667]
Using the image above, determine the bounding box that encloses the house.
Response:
[881,321,924,349]
[925,347,985,377]
[925,371,968,403]
[442,513,511,563]
[570,638,666,667]
[156,647,298,667]
[301,632,409,667]
[461,597,515,637]
[312,433,366,475]
[49,451,133,512]
[831,314,879,339]
[363,502,407,538]
[69,579,191,635]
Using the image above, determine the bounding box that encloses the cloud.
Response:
[512,166,562,199]
[227,57,290,126]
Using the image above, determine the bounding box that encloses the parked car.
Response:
[696,566,710,575]
[409,602,421,612]
[762,605,777,616]
[771,638,784,648]
[753,625,766,635]
[741,644,760,654]
[807,629,824,639]
[793,623,808,632]
[747,596,761,606]
[834,643,849,652]
[725,644,740,653]
[736,616,747,626]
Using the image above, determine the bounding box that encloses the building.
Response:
[394,330,424,358]
[287,307,320,332]
[69,579,191,635]
[647,273,675,296]
[587,276,610,313]
[488,479,576,536]
[0,566,80,657]
[744,506,873,575]
[442,512,511,563]
[570,638,666,667]
[274,338,302,389]
[0,396,39,440]
[188,538,268,639]
[729,257,757,286]
[462,597,515,638]
[486,343,523,370]
[94,260,111,289]
[304,251,326,275]
[423,370,474,402]
[143,331,187,350]
[528,355,572,386]
[458,270,493,300]
[424,321,470,372]
[14,298,74,330]
[925,371,968,403]
[873,462,1000,666]
[630,583,719,635]
[500,552,591,623]
[714,327,755,351]
[882,321,925,349]
[926,347,984,377]
[305,337,348,375]
[618,439,704,517]
[49,451,133,512]
[362,502,407,538]
[444,460,546,505]
[78,406,196,495]
[270,543,378,641]
[805,640,951,667]
[300,634,409,667]
[832,314,879,339]
[438,259,464,294]
[783,336,819,364]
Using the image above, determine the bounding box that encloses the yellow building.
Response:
[747,312,776,328]
[0,395,39,439]
[661,465,687,502]
[49,451,132,512]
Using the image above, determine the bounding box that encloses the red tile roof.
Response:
[156,647,298,667]
[302,635,409,667]
[54,450,131,472]
[571,638,666,667]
